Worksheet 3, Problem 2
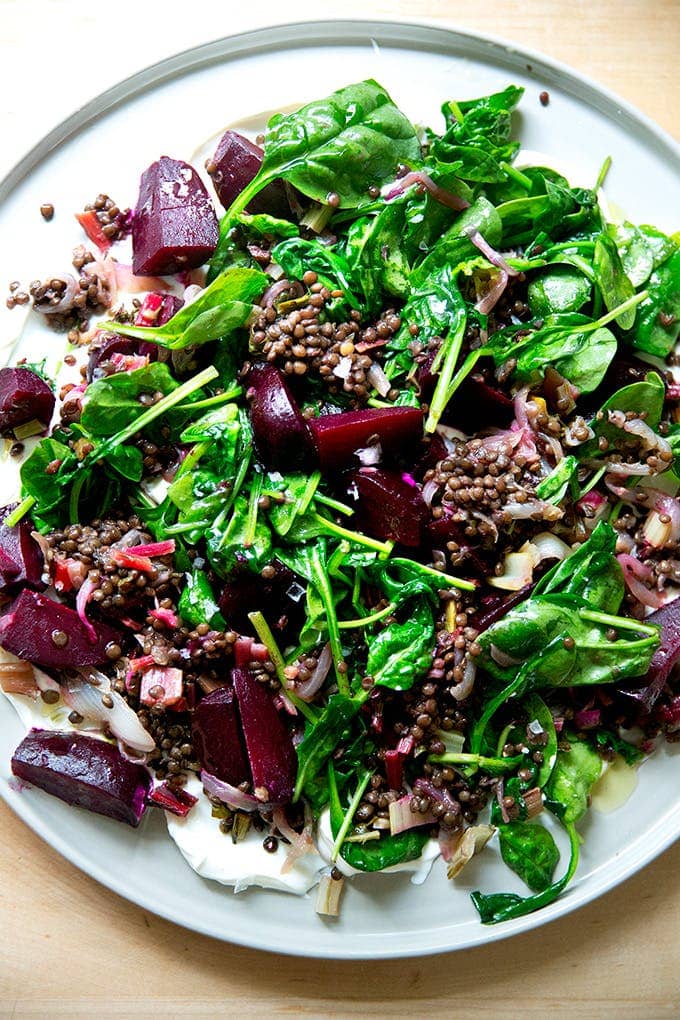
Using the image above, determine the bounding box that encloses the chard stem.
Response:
[247,610,317,724]
[4,495,36,528]
[331,770,372,862]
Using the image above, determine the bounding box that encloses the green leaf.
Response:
[294,693,366,800]
[366,599,435,691]
[178,569,226,629]
[101,268,267,349]
[521,693,558,788]
[533,520,625,614]
[578,372,665,462]
[271,237,361,312]
[607,221,676,288]
[535,455,579,503]
[206,493,272,576]
[544,737,603,823]
[628,249,680,357]
[498,821,559,893]
[80,363,178,436]
[527,265,592,317]
[594,232,636,328]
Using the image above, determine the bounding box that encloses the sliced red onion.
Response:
[63,670,156,754]
[574,707,601,730]
[109,352,150,374]
[149,607,180,628]
[201,769,274,813]
[367,362,392,397]
[384,170,470,211]
[576,489,608,516]
[422,478,442,507]
[466,230,519,276]
[542,432,565,464]
[617,554,665,609]
[503,499,563,521]
[475,269,508,314]
[290,642,332,702]
[604,461,654,477]
[75,575,98,642]
[261,279,292,308]
[532,532,572,564]
[389,794,437,835]
[609,410,673,458]
[34,274,78,315]
[490,644,522,668]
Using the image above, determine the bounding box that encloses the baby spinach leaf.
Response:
[527,265,592,317]
[366,599,435,691]
[607,221,676,288]
[101,267,268,349]
[294,692,366,800]
[533,520,624,614]
[341,829,429,872]
[594,232,636,328]
[271,237,361,312]
[535,455,579,503]
[206,493,272,576]
[578,372,665,463]
[628,249,680,357]
[521,693,558,788]
[178,569,226,629]
[264,471,319,537]
[544,737,602,823]
[498,821,559,893]
[223,80,420,220]
[80,363,178,436]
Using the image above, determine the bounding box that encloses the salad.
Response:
[1,78,679,925]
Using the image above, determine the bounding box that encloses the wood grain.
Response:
[0,2,678,1016]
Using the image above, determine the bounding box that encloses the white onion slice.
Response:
[62,670,155,754]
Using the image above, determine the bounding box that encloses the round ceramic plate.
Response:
[0,19,679,959]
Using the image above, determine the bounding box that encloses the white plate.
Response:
[0,19,679,959]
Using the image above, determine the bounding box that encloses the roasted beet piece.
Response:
[218,560,301,634]
[11,729,152,826]
[0,367,55,434]
[232,665,296,804]
[309,407,424,471]
[132,156,219,276]
[247,363,317,471]
[0,589,122,669]
[132,292,184,328]
[0,505,44,593]
[350,468,428,547]
[208,131,289,217]
[191,686,250,786]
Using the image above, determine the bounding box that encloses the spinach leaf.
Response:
[101,268,268,349]
[577,372,665,464]
[544,737,602,823]
[527,265,592,317]
[271,237,361,312]
[533,520,624,613]
[535,455,579,503]
[498,821,559,893]
[608,221,676,288]
[471,818,580,924]
[222,80,420,220]
[594,232,636,328]
[178,569,226,629]
[521,693,558,788]
[206,493,272,576]
[80,363,178,436]
[294,692,366,800]
[628,249,680,357]
[264,471,319,537]
[366,599,435,691]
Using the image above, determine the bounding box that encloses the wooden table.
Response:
[0,2,678,1016]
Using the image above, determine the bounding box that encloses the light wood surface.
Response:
[0,2,678,1017]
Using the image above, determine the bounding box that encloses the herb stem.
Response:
[338,602,396,630]
[247,611,318,724]
[390,557,476,592]
[330,769,372,862]
[308,544,347,695]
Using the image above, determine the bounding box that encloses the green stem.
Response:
[443,348,485,408]
[338,602,396,630]
[578,463,607,499]
[309,511,394,557]
[68,472,87,524]
[314,492,355,517]
[390,557,476,592]
[425,312,467,434]
[4,495,36,528]
[247,611,318,724]
[308,544,347,695]
[596,155,612,191]
[175,386,242,411]
[577,607,659,637]
[500,161,533,190]
[470,666,530,756]
[244,472,263,547]
[589,289,648,332]
[428,752,525,772]
[175,441,210,480]
[331,770,372,862]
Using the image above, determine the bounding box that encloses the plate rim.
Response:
[1,16,678,959]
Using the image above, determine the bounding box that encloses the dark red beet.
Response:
[625,598,680,710]
[0,505,45,593]
[350,468,428,547]
[218,560,302,634]
[132,156,219,276]
[232,665,296,804]
[247,364,317,471]
[11,729,152,826]
[444,373,514,431]
[0,589,122,669]
[309,407,424,471]
[0,367,55,434]
[208,131,289,217]
[86,334,159,383]
[191,686,250,786]
[132,291,184,328]
[471,584,535,633]
[148,782,198,817]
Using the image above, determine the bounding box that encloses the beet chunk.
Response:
[309,407,423,471]
[0,505,45,593]
[0,589,122,669]
[191,686,249,786]
[11,729,152,826]
[0,367,55,434]
[132,156,219,276]
[232,666,296,804]
[246,363,317,471]
[208,131,289,217]
[218,560,301,635]
[350,468,428,547]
